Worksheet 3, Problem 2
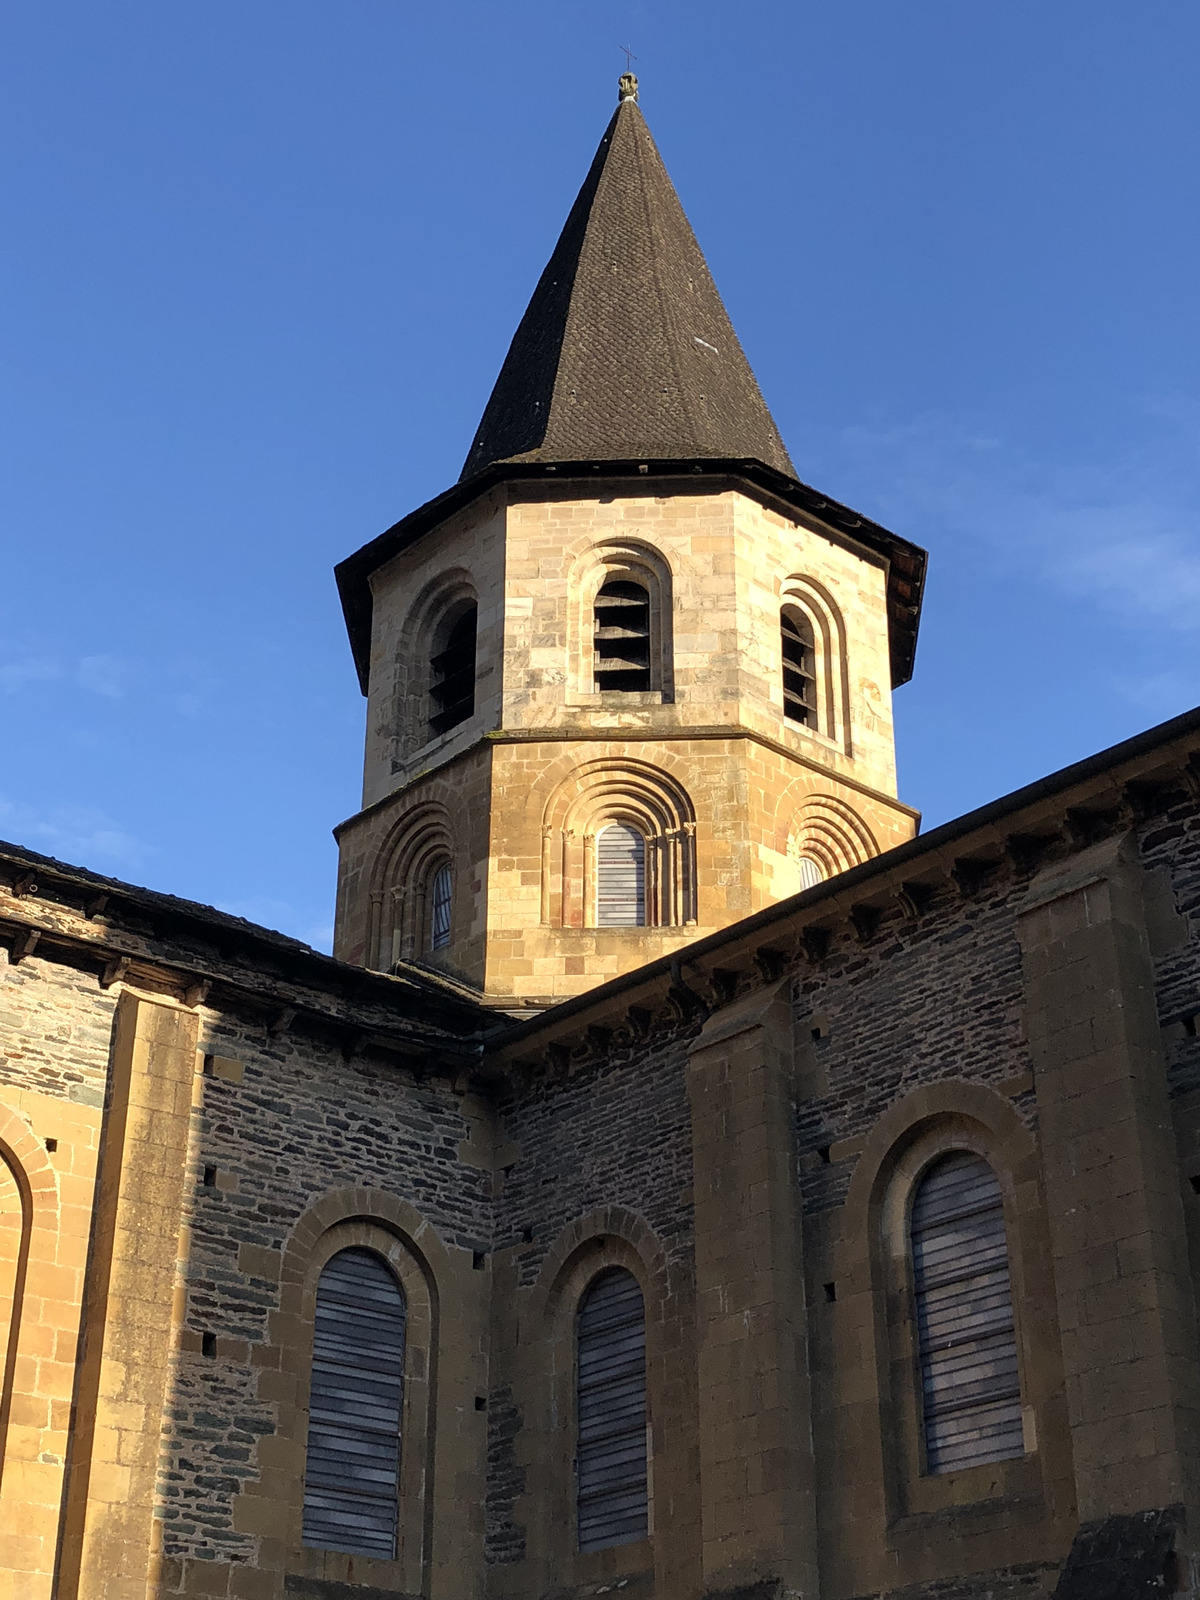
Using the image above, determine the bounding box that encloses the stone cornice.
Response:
[335,723,920,840]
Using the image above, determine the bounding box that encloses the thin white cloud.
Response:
[78,654,134,698]
[831,403,1200,634]
[1109,667,1200,717]
[0,795,149,872]
[0,657,62,693]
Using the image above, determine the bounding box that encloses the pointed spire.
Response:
[460,82,794,481]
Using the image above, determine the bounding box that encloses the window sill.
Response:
[778,714,844,754]
[391,716,481,775]
[890,1449,1042,1528]
[569,1538,654,1590]
[285,1551,420,1600]
[573,690,671,706]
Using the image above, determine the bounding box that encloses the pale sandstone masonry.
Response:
[56,993,199,1600]
[334,477,919,1001]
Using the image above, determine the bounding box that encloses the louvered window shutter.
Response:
[781,606,817,727]
[596,824,646,926]
[910,1151,1024,1474]
[428,604,477,735]
[576,1268,649,1552]
[302,1248,406,1557]
[593,580,652,691]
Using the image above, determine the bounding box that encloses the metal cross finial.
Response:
[618,47,639,104]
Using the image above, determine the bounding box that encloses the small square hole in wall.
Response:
[472,1251,487,1271]
[1184,1014,1198,1038]
[823,1282,837,1303]
[474,1395,487,1412]
[203,1166,218,1188]
[522,1227,534,1244]
[44,1138,58,1153]
[1190,1174,1200,1196]
[817,1145,832,1165]
[201,1332,217,1358]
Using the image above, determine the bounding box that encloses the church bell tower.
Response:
[332,74,926,1003]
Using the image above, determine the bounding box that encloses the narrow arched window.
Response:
[303,1248,406,1558]
[910,1152,1023,1474]
[428,603,477,735]
[781,606,817,728]
[798,856,823,891]
[576,1267,648,1552]
[594,580,651,692]
[429,862,452,950]
[596,823,646,926]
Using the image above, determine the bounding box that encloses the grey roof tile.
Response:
[461,87,794,479]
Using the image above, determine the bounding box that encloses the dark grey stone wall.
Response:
[484,1029,698,1569]
[162,1014,492,1567]
[0,947,114,1104]
[493,1031,696,1286]
[790,871,1035,1218]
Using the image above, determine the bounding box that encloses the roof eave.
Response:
[335,458,927,694]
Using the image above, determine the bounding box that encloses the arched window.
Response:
[781,606,817,728]
[910,1152,1023,1475]
[428,603,477,736]
[576,1268,648,1552]
[303,1248,407,1558]
[429,862,452,950]
[596,823,646,926]
[594,580,651,692]
[798,856,823,891]
[542,760,696,930]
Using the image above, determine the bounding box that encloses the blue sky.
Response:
[3,1,1198,951]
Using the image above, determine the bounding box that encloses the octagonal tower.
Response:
[332,76,926,1004]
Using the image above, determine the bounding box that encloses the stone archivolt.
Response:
[540,757,697,928]
[779,573,849,750]
[790,793,879,880]
[369,799,455,968]
[393,567,478,761]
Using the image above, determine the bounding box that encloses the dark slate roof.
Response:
[460,88,794,479]
[0,840,491,1040]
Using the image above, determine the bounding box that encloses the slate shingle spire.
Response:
[460,75,795,481]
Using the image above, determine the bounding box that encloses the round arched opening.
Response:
[596,823,646,926]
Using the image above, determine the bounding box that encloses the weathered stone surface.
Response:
[1049,1504,1183,1599]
